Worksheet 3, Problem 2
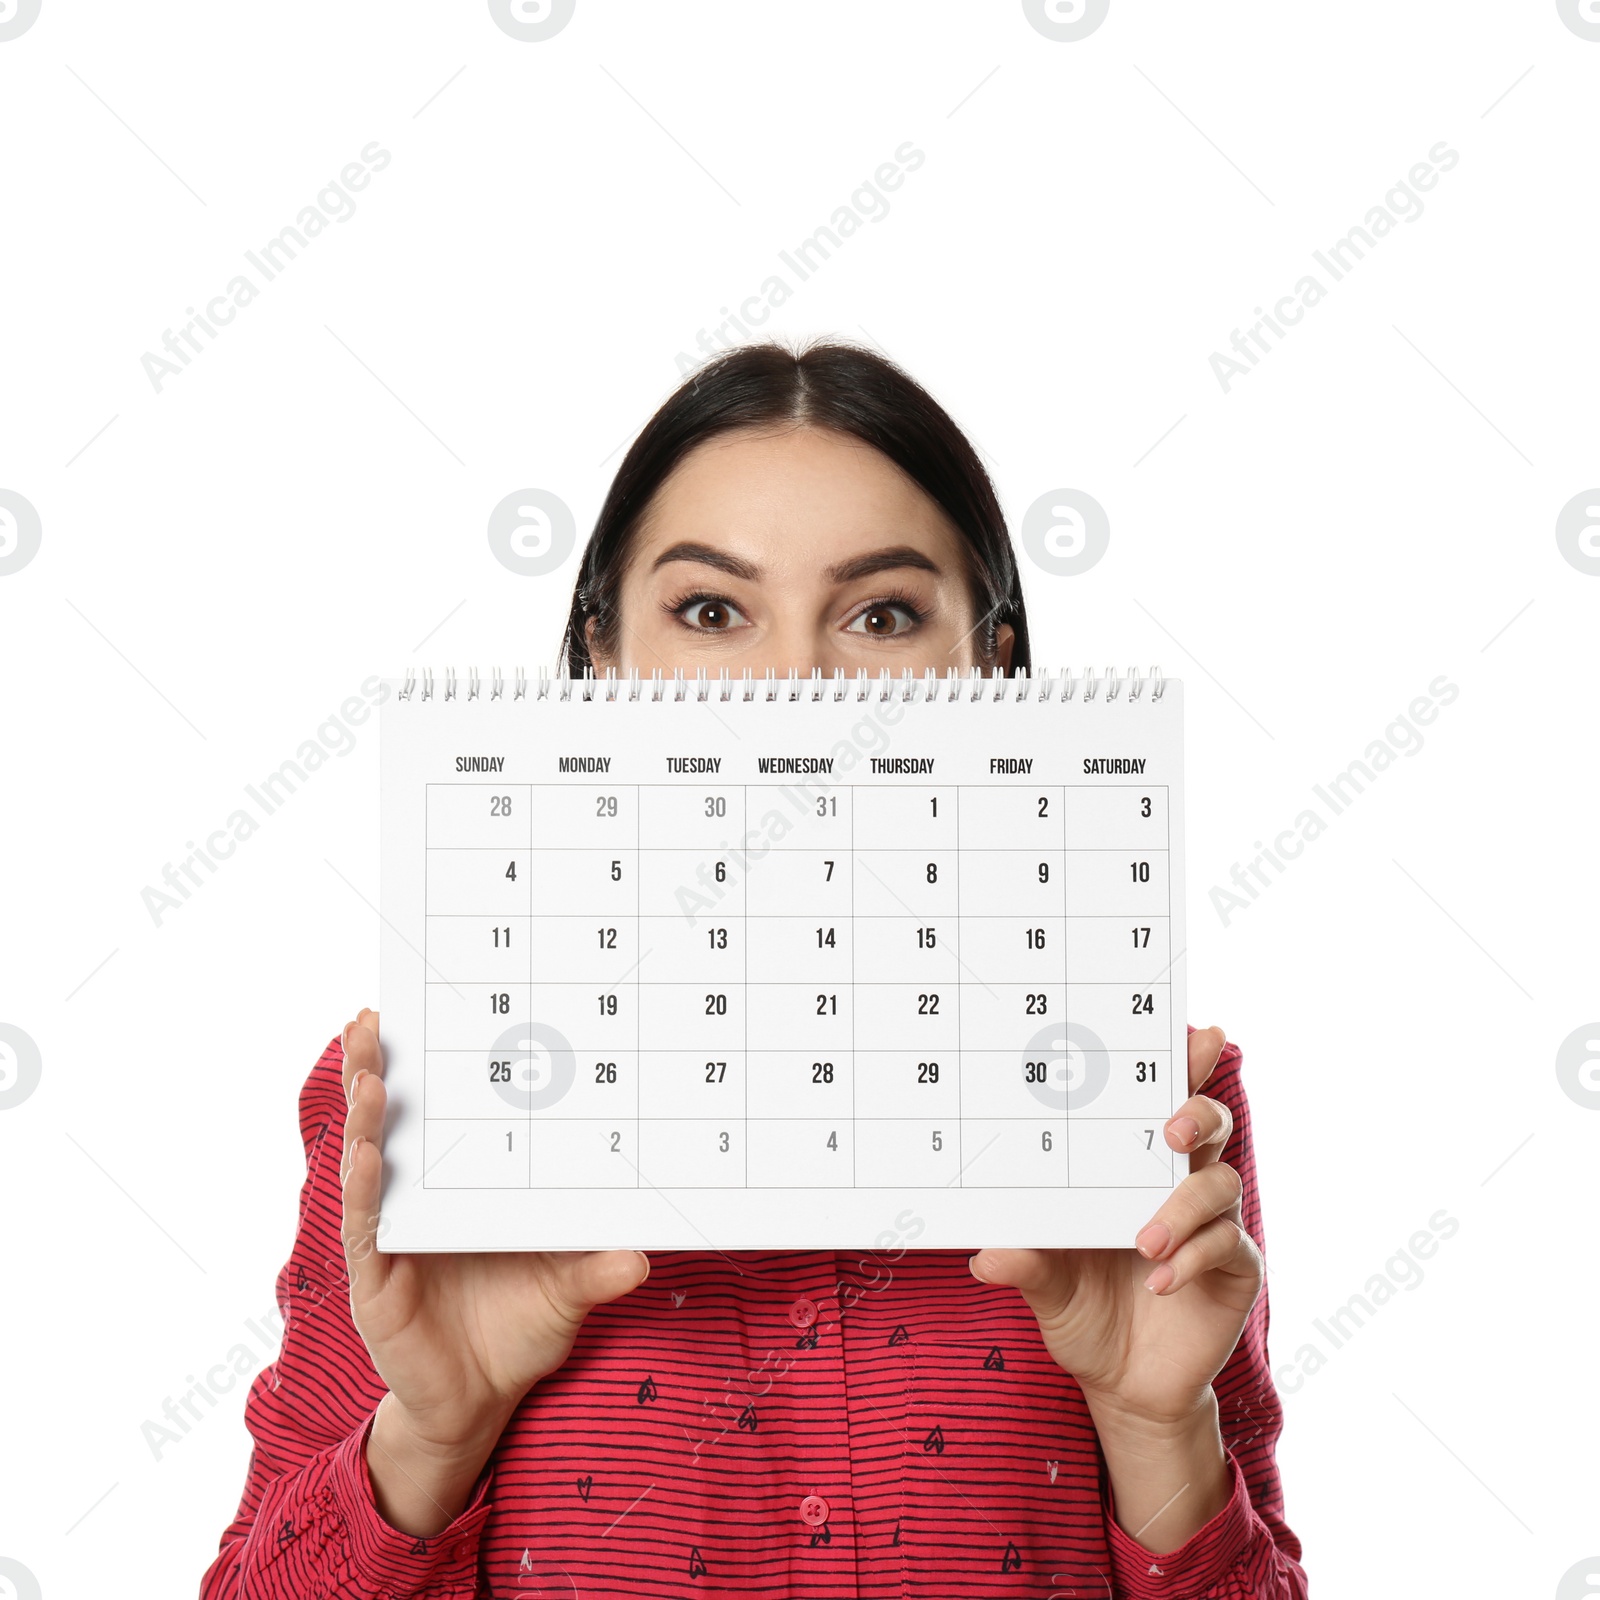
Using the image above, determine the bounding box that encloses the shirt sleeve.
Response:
[198,1035,498,1599]
[1098,1035,1309,1599]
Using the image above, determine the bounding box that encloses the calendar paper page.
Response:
[378,676,1187,1251]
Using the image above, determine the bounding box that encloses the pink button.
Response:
[788,1297,818,1329]
[800,1494,829,1526]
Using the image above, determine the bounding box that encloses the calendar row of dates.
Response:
[424,847,1171,919]
[427,782,1171,852]
[420,1116,1180,1190]
[423,981,1173,1053]
[425,1048,1174,1121]
[425,914,1174,985]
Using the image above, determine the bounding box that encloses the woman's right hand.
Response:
[340,1008,650,1533]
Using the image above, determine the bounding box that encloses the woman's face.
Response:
[587,424,1015,678]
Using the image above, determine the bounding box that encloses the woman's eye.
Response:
[680,597,748,631]
[846,602,920,637]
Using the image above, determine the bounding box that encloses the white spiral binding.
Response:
[396,666,1166,703]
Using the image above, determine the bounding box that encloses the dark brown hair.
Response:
[560,336,1031,674]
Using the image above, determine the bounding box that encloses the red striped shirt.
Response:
[201,1028,1306,1597]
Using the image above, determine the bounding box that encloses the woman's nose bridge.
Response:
[759,610,839,671]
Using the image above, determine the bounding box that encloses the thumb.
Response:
[970,1248,1074,1312]
[551,1248,651,1315]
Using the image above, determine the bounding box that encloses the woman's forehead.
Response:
[634,426,961,569]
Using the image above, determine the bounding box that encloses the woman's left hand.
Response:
[968,1025,1264,1426]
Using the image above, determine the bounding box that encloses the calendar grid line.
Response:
[953,787,963,1188]
[636,782,641,1189]
[742,786,748,1189]
[424,846,1177,854]
[1166,777,1175,1186]
[417,909,1173,917]
[423,785,430,1141]
[423,980,1178,987]
[418,780,1176,1197]
[421,1111,1173,1121]
[526,786,534,1188]
[1061,785,1071,1188]
[415,1182,1177,1192]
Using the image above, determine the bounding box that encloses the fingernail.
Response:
[1144,1263,1175,1293]
[1170,1116,1200,1147]
[340,1023,351,1055]
[343,1134,363,1180]
[1135,1223,1170,1259]
[348,1068,367,1109]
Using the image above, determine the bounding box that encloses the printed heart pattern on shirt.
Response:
[1001,1540,1022,1572]
[636,1375,658,1404]
[1047,1460,1059,1483]
[576,1475,593,1501]
[922,1424,945,1454]
[982,1346,1005,1371]
[688,1546,708,1577]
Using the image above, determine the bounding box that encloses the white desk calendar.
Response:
[377,665,1188,1251]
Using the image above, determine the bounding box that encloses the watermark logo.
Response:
[0,490,42,576]
[1556,0,1600,41]
[1557,1558,1600,1597]
[1209,673,1460,927]
[1022,0,1109,42]
[674,141,926,376]
[1273,1208,1460,1395]
[488,488,576,577]
[141,1305,286,1461]
[1555,489,1600,574]
[489,1021,576,1111]
[1556,1023,1600,1109]
[1019,489,1109,577]
[1209,141,1459,394]
[0,1025,41,1111]
[141,142,392,394]
[1022,1021,1110,1111]
[0,0,42,42]
[141,676,390,927]
[489,0,575,42]
[0,1559,41,1600]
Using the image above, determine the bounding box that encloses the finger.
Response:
[549,1249,652,1318]
[1133,1161,1243,1262]
[345,1056,388,1158]
[340,1011,383,1101]
[1186,1024,1226,1097]
[1165,1092,1234,1172]
[965,1248,1077,1318]
[1141,1214,1261,1297]
[341,1117,393,1303]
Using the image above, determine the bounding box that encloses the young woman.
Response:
[203,340,1306,1598]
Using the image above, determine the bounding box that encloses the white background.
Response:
[1,1,1597,1594]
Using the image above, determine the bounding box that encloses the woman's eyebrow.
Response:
[650,541,761,581]
[649,541,941,585]
[825,545,942,584]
